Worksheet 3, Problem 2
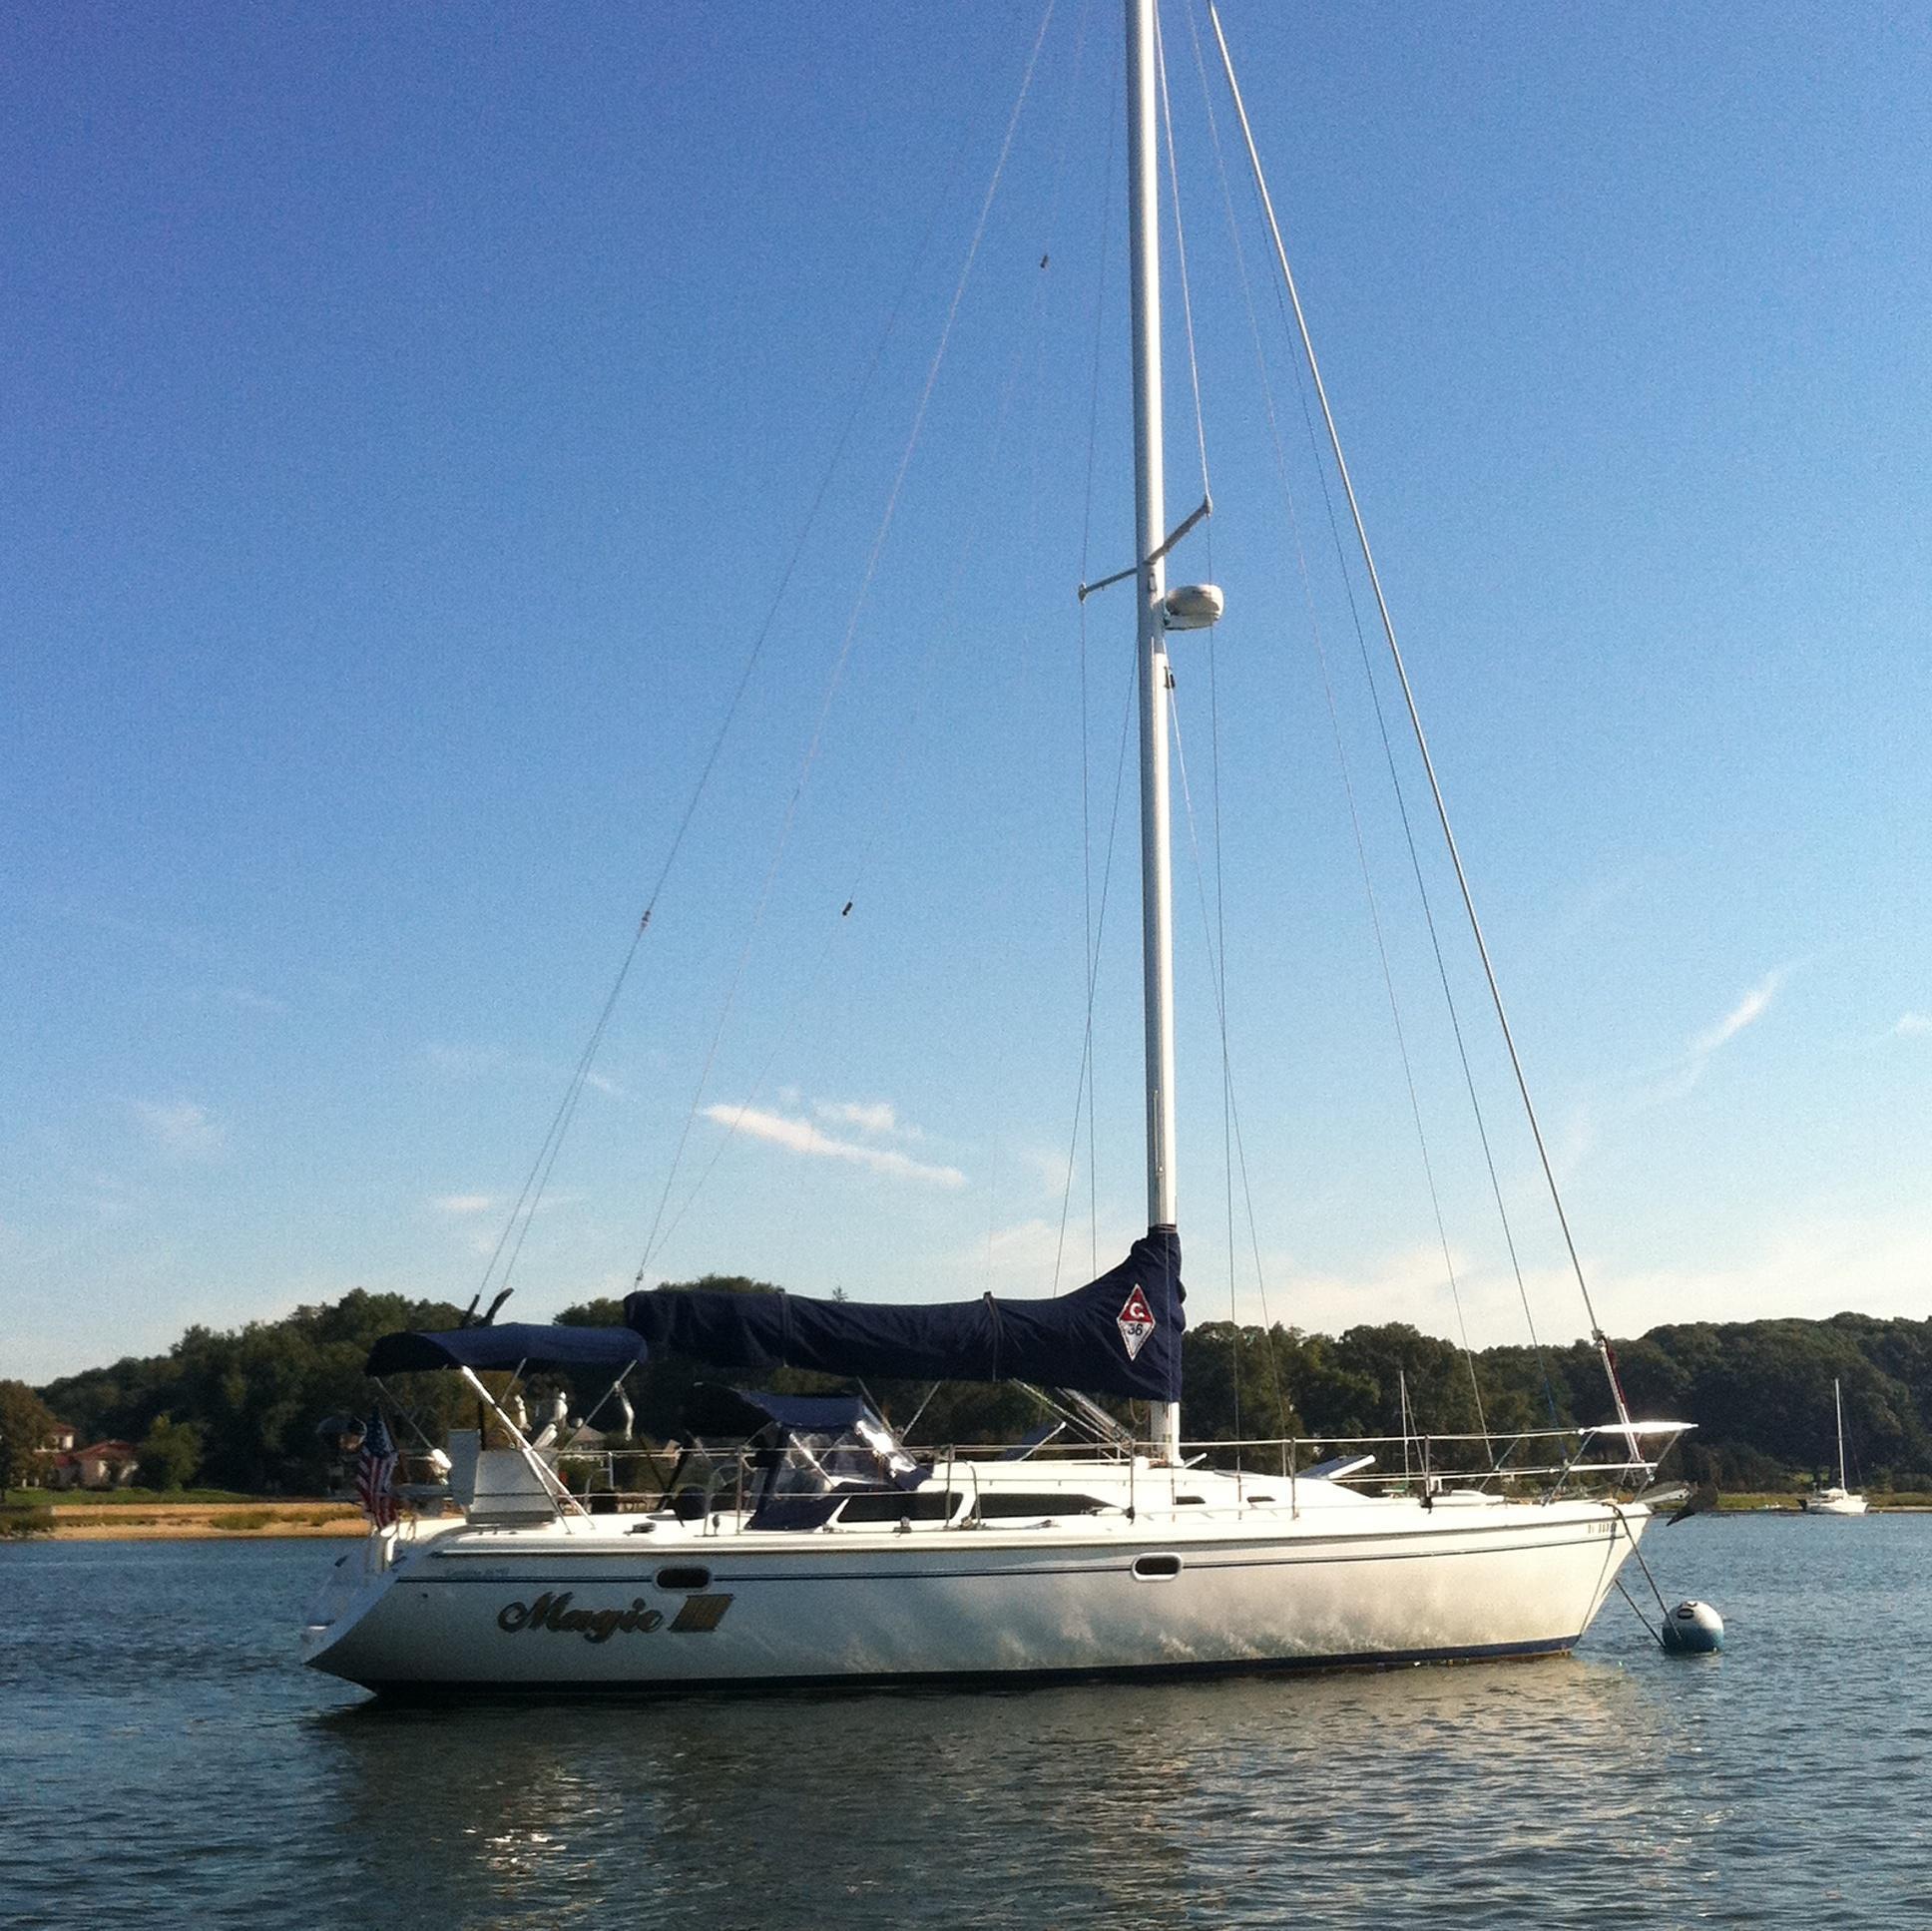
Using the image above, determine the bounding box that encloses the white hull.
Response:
[1802,1489,1867,1516]
[305,1485,1648,1692]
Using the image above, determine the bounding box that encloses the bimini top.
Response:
[364,1322,651,1377]
[624,1228,1184,1405]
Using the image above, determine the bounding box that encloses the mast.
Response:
[1125,0,1182,1464]
[1836,1378,1848,1490]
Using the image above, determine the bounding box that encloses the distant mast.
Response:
[1125,0,1182,1465]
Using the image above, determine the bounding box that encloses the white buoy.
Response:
[1661,1599,1724,1654]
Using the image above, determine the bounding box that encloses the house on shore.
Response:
[48,1440,141,1490]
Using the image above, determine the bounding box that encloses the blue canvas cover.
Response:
[364,1323,651,1376]
[623,1227,1184,1404]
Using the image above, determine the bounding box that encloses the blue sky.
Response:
[5,3,1929,1388]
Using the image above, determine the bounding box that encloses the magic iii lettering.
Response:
[495,1591,733,1640]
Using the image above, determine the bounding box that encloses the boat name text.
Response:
[495,1591,732,1640]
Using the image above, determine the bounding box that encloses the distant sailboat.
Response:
[1801,1378,1867,1515]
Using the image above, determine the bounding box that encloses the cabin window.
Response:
[834,1490,961,1525]
[975,1492,1108,1520]
[1175,1495,1204,1505]
[656,1566,712,1592]
[1132,1554,1182,1581]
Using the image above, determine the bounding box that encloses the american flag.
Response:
[355,1411,400,1529]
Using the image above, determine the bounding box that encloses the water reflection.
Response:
[9,1527,1932,1929]
[310,1654,1694,1930]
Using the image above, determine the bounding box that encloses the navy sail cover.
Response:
[623,1227,1184,1405]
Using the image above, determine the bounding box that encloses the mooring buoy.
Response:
[1660,1599,1724,1654]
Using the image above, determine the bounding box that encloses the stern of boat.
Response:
[301,1529,405,1682]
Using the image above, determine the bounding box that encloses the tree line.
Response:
[10,1280,1929,1496]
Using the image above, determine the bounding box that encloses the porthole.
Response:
[656,1566,711,1592]
[1132,1553,1182,1581]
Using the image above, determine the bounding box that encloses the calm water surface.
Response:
[3,1518,1929,1929]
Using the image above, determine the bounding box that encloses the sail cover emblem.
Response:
[1117,1285,1157,1360]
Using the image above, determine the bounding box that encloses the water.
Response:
[3,1519,1927,1930]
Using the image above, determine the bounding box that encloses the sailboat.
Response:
[1801,1379,1867,1515]
[302,0,1690,1694]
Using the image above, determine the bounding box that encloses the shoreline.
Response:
[8,1500,367,1541]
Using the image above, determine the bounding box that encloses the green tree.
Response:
[27,1279,1932,1496]
[1178,1323,1302,1446]
[40,1286,469,1493]
[0,1380,59,1491]
[136,1413,205,1490]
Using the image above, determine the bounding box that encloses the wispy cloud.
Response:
[978,1217,1067,1268]
[704,1104,965,1189]
[939,1215,1134,1295]
[814,1100,914,1139]
[431,1190,584,1224]
[431,1194,495,1215]
[1894,1012,1931,1039]
[1248,1243,1479,1337]
[128,1099,226,1159]
[1634,968,1788,1109]
[1690,972,1783,1058]
[1016,1143,1079,1198]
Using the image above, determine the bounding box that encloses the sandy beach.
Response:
[22,1500,367,1540]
